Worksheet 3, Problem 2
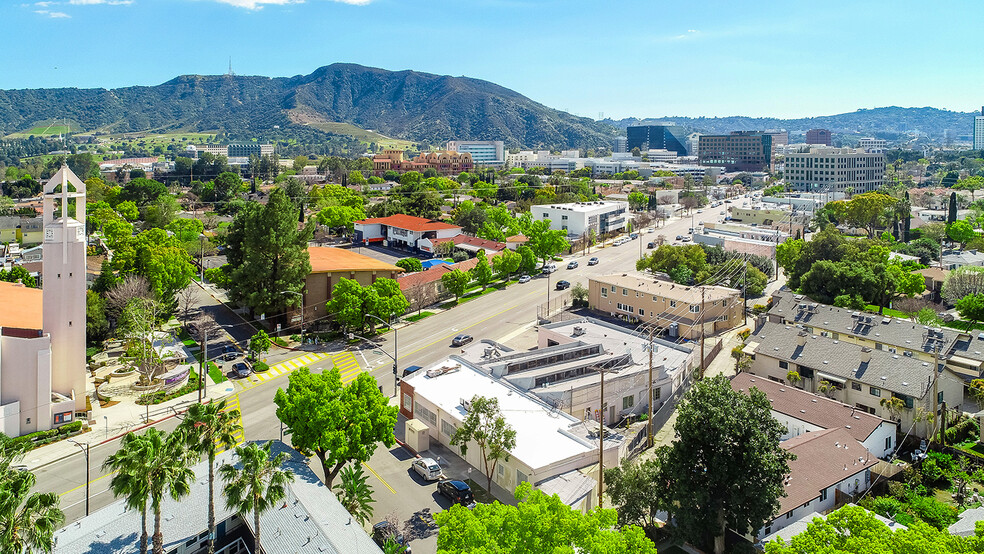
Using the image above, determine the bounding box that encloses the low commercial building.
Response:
[728,206,808,236]
[730,373,898,458]
[588,273,742,340]
[371,149,474,176]
[446,140,505,167]
[767,293,984,382]
[353,214,462,255]
[52,441,383,554]
[399,357,619,510]
[302,247,403,328]
[693,232,778,258]
[744,321,965,438]
[858,138,888,153]
[756,428,878,540]
[531,201,628,237]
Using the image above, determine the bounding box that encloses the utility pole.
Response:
[932,340,941,442]
[598,364,605,509]
[742,256,748,326]
[647,327,655,448]
[699,287,706,379]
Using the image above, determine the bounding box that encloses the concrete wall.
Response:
[42,227,87,412]
[0,334,52,435]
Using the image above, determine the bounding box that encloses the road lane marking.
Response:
[362,461,397,494]
[60,469,117,497]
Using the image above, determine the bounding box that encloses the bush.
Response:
[58,421,83,435]
[751,304,767,314]
[906,493,959,529]
[945,418,979,445]
[254,361,270,372]
[451,249,469,263]
[738,328,751,340]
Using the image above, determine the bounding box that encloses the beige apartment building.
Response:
[300,247,403,329]
[587,274,742,340]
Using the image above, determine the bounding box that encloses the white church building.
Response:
[0,166,88,436]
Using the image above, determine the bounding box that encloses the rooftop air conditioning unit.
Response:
[460,399,472,412]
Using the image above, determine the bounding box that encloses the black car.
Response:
[222,345,238,362]
[232,362,251,379]
[587,257,599,265]
[556,280,571,290]
[437,479,475,506]
[371,521,411,553]
[452,334,473,347]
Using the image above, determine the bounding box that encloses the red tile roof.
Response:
[777,428,878,515]
[355,214,461,233]
[397,265,451,290]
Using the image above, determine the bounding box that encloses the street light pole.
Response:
[68,440,90,516]
[198,233,206,282]
[366,314,398,396]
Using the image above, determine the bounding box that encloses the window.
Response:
[670,300,677,308]
[416,404,437,426]
[851,382,862,391]
[622,395,634,409]
[938,391,944,404]
[622,288,628,296]
[601,288,607,298]
[654,387,661,400]
[885,436,892,450]
[639,309,645,316]
[870,387,881,397]
[53,412,72,424]
[498,465,505,477]
[820,487,828,502]
[441,420,456,437]
[403,393,413,411]
[690,304,700,313]
[779,361,788,370]
[786,511,793,519]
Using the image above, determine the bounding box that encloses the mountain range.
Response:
[0,64,976,149]
[0,63,615,150]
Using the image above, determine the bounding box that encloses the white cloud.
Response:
[34,1,53,7]
[35,9,71,17]
[208,0,370,9]
[69,0,135,4]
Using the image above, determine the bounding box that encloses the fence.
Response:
[649,369,696,439]
[536,290,573,320]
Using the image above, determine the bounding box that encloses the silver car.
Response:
[412,457,442,481]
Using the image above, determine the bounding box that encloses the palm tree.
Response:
[334,464,375,526]
[0,471,65,553]
[179,400,242,554]
[219,441,294,554]
[104,432,153,554]
[124,429,195,554]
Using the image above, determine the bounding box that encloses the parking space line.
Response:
[362,462,397,494]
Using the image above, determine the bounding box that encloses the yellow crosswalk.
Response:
[238,352,330,390]
[332,351,363,383]
[220,394,245,449]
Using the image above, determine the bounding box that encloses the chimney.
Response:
[797,331,807,347]
[860,347,872,363]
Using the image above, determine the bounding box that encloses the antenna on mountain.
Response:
[599,112,604,120]
[228,56,234,76]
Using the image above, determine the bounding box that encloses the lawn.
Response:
[943,319,984,332]
[864,305,909,319]
[440,287,498,309]
[6,119,80,138]
[207,361,227,384]
[406,311,435,322]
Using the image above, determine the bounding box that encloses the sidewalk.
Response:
[20,378,236,471]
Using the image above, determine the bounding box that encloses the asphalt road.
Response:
[34,207,739,550]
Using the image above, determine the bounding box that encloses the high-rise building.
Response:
[763,130,788,151]
[974,108,984,151]
[697,132,772,172]
[613,136,627,153]
[626,125,688,155]
[446,141,505,166]
[806,129,832,145]
[784,147,885,194]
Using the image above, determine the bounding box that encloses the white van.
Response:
[542,263,558,274]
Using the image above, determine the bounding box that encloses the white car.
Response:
[412,457,442,481]
[518,275,531,284]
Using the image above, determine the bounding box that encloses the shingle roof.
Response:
[731,373,891,443]
[949,506,984,536]
[592,273,739,303]
[750,321,939,399]
[355,213,461,232]
[397,265,451,290]
[769,293,984,365]
[52,441,382,554]
[308,246,403,274]
[777,428,878,515]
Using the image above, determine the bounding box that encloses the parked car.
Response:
[232,362,251,379]
[452,334,473,347]
[588,257,599,265]
[518,274,531,284]
[567,261,578,269]
[438,479,476,506]
[402,365,423,378]
[222,345,238,362]
[681,237,692,242]
[372,521,412,553]
[647,242,655,249]
[556,280,571,290]
[675,235,684,240]
[412,457,442,481]
[629,233,639,240]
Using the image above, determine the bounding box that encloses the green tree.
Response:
[943,266,984,304]
[104,432,153,554]
[0,469,65,554]
[828,193,900,239]
[526,220,570,266]
[333,464,375,526]
[111,228,195,305]
[86,290,110,345]
[637,243,707,276]
[226,189,314,323]
[441,269,471,303]
[326,278,377,332]
[873,264,926,314]
[0,266,37,288]
[248,330,272,359]
[947,219,977,248]
[115,200,139,221]
[348,170,368,186]
[219,441,294,554]
[470,250,494,291]
[449,395,517,494]
[274,368,397,487]
[516,244,537,275]
[395,257,423,273]
[604,457,669,533]
[471,180,497,201]
[178,400,242,554]
[119,177,168,206]
[316,205,365,234]
[956,293,984,326]
[371,278,408,325]
[659,375,794,554]
[627,191,647,211]
[491,248,521,281]
[435,481,657,554]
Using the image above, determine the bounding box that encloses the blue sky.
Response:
[3,0,983,120]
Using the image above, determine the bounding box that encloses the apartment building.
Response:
[531,201,628,237]
[975,108,984,151]
[697,132,772,172]
[767,293,984,382]
[783,147,885,194]
[857,138,888,153]
[806,128,832,146]
[588,274,742,340]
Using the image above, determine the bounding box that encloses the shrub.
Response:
[58,421,83,434]
[254,362,270,372]
[752,304,767,314]
[451,249,469,263]
[906,493,959,529]
[945,418,979,445]
[738,328,751,340]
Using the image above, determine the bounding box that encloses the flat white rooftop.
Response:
[535,201,626,213]
[407,359,596,471]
